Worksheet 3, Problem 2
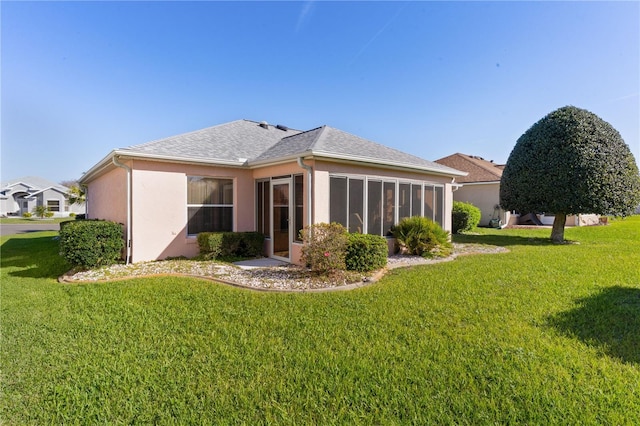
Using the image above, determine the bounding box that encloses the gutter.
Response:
[297,157,313,229]
[81,150,246,184]
[112,155,132,264]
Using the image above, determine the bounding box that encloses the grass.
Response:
[2,218,640,424]
[0,217,75,224]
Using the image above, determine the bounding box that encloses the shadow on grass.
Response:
[548,286,640,365]
[0,235,69,279]
[453,233,556,247]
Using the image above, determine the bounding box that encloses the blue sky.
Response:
[2,1,639,183]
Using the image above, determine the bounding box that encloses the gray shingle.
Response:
[117,119,464,176]
[121,120,301,163]
[253,125,464,175]
[0,176,68,192]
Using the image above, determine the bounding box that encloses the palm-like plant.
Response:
[32,205,50,219]
[392,216,452,258]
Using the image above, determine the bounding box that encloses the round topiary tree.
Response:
[500,106,640,243]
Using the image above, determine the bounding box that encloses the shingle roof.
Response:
[0,176,68,192]
[435,153,504,183]
[252,126,464,175]
[120,119,302,164]
[106,119,465,177]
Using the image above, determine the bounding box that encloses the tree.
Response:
[66,185,86,205]
[33,205,50,219]
[500,106,640,243]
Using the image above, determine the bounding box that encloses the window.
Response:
[348,179,364,233]
[187,177,233,235]
[424,185,434,220]
[294,174,304,242]
[411,184,422,217]
[330,176,348,227]
[367,180,382,236]
[328,175,446,236]
[47,200,60,212]
[398,183,411,222]
[256,180,270,238]
[434,186,444,227]
[383,182,396,236]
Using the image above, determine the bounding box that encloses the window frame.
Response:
[46,199,60,212]
[328,173,446,236]
[186,176,234,236]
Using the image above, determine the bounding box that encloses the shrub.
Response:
[300,223,348,273]
[240,232,266,257]
[44,211,54,218]
[32,205,49,219]
[59,220,124,268]
[391,216,452,258]
[197,232,265,259]
[452,201,481,233]
[345,233,388,272]
[22,212,32,218]
[69,212,76,218]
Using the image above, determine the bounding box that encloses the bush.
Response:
[300,223,348,273]
[452,201,481,233]
[345,233,388,272]
[32,205,49,219]
[391,216,452,258]
[59,220,124,268]
[22,212,32,218]
[69,212,76,218]
[44,211,54,218]
[197,232,265,259]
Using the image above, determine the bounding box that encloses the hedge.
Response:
[197,232,265,259]
[345,233,388,272]
[59,220,125,268]
[452,201,481,233]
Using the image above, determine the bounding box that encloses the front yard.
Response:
[1,217,639,423]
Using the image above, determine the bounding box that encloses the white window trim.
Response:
[186,176,234,237]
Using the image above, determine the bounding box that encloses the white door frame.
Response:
[270,178,292,262]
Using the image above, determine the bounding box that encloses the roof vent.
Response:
[276,124,288,131]
[259,121,269,129]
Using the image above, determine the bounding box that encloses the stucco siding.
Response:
[87,166,128,226]
[128,160,256,262]
[453,182,503,226]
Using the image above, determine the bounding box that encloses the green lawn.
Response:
[0,217,74,224]
[2,218,639,424]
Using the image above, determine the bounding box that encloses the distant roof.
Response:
[83,119,466,181]
[435,153,504,183]
[0,176,68,192]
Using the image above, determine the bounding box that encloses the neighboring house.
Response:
[80,119,466,264]
[435,153,509,227]
[435,153,601,227]
[0,176,86,217]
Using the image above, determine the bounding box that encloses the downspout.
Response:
[297,157,313,228]
[112,155,132,264]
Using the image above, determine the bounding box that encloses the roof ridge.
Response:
[459,153,502,178]
[125,119,248,150]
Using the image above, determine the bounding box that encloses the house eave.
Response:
[248,151,468,178]
[311,151,468,177]
[457,180,501,186]
[80,150,247,183]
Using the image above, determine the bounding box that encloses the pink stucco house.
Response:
[80,119,466,264]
